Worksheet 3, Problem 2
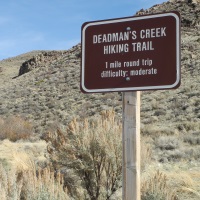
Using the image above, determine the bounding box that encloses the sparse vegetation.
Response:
[0,164,69,200]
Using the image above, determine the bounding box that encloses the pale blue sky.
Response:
[0,0,167,60]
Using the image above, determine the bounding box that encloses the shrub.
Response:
[0,164,69,200]
[177,122,200,132]
[21,167,69,200]
[44,110,122,200]
[183,134,200,145]
[141,171,178,200]
[155,136,179,150]
[0,116,34,141]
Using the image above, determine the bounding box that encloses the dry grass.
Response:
[0,139,47,170]
[141,137,153,172]
[0,141,69,200]
[0,116,35,141]
[0,111,199,199]
[169,172,200,197]
[0,163,69,200]
[141,170,178,200]
[21,167,69,200]
[141,165,200,200]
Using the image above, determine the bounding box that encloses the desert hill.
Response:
[0,0,199,163]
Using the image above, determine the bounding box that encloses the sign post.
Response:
[81,11,180,200]
[123,91,140,200]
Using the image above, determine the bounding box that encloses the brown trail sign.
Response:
[81,11,180,93]
[81,11,181,200]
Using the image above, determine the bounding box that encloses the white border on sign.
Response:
[81,12,180,93]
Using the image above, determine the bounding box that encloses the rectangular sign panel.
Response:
[81,12,181,93]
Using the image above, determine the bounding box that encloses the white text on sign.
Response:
[92,27,167,54]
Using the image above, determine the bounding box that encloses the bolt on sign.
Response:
[81,12,181,93]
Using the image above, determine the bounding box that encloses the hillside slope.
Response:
[0,0,199,137]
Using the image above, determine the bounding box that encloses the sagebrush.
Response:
[44,110,122,200]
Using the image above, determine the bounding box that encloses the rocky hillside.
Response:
[137,0,200,28]
[0,0,199,137]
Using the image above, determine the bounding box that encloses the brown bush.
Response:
[0,116,34,141]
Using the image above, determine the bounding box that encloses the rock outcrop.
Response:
[18,51,68,76]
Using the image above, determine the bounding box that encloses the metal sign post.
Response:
[123,91,140,200]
